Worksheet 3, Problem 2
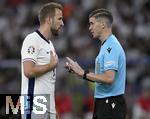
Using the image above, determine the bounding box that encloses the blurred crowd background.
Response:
[0,0,150,119]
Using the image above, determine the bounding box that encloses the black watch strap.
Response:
[83,70,90,79]
[83,70,94,82]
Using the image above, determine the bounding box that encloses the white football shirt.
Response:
[21,30,56,113]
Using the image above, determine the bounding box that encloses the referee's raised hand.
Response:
[66,57,84,77]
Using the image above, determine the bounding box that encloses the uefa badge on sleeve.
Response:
[27,46,35,54]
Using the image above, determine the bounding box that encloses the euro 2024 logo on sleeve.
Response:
[27,46,35,54]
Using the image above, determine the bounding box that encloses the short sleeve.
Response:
[21,35,38,63]
[103,47,119,71]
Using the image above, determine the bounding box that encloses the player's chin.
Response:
[54,29,61,36]
[58,28,61,33]
[57,28,62,34]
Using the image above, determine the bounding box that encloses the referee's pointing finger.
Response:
[66,57,75,64]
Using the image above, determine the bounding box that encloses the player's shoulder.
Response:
[23,32,40,44]
[24,32,38,40]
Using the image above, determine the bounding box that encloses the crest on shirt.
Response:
[105,61,115,67]
[27,46,35,54]
[107,47,112,53]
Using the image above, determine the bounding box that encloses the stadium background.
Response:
[0,0,149,118]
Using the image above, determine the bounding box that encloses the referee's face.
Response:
[89,17,103,39]
[51,8,64,36]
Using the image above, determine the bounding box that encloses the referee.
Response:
[66,9,127,119]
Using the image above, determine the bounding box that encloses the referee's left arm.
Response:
[66,57,115,84]
[83,70,115,84]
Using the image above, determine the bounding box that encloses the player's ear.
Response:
[46,16,52,25]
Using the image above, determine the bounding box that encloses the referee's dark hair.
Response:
[89,9,113,27]
[38,2,63,25]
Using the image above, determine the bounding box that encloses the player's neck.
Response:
[38,25,52,40]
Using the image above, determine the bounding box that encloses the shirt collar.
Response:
[101,34,112,46]
[36,30,50,44]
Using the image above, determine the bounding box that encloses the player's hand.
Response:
[66,57,84,77]
[50,51,58,68]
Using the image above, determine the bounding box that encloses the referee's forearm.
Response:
[86,70,115,84]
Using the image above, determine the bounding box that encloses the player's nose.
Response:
[61,21,64,26]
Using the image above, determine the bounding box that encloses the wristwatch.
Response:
[83,70,90,79]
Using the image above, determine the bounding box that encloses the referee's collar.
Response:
[101,34,112,46]
[36,30,50,44]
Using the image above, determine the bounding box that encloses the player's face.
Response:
[51,8,64,36]
[89,17,103,39]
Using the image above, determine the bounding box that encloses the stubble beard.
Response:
[51,27,59,36]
